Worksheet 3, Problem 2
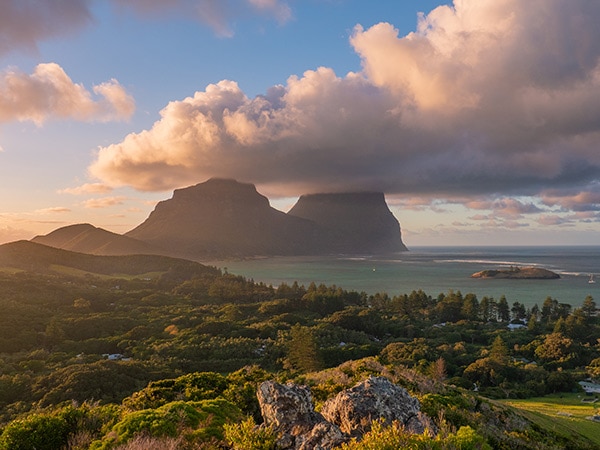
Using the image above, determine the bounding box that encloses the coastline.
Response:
[208,246,599,308]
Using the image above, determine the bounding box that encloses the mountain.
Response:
[30,179,408,259]
[288,192,408,253]
[125,178,322,258]
[0,240,213,278]
[32,223,165,256]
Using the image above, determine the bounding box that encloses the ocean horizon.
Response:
[210,245,600,309]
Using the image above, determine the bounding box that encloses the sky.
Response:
[1,0,600,247]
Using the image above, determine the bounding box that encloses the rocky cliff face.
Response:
[126,179,407,258]
[288,192,408,253]
[257,376,435,450]
[125,178,321,259]
[32,179,408,259]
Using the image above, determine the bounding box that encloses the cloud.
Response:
[82,196,126,209]
[0,225,33,244]
[59,183,114,195]
[464,198,543,218]
[0,0,292,54]
[0,0,92,55]
[89,0,600,216]
[0,63,135,125]
[540,184,600,211]
[34,207,71,214]
[110,0,292,37]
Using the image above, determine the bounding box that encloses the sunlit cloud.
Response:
[0,63,135,125]
[464,198,543,219]
[540,185,600,211]
[34,207,71,214]
[82,196,127,209]
[89,0,600,223]
[537,211,600,227]
[59,183,114,195]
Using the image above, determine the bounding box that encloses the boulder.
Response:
[320,376,436,436]
[257,377,435,449]
[257,381,347,450]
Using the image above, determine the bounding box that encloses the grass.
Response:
[48,264,163,280]
[500,393,600,446]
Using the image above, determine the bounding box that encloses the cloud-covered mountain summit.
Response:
[90,0,600,218]
[34,179,407,259]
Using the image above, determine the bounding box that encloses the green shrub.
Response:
[0,414,70,450]
[223,416,277,450]
[91,398,241,449]
[338,420,491,450]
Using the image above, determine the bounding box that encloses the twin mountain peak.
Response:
[33,178,408,259]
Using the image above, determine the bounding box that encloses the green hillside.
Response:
[0,245,598,449]
[0,240,216,279]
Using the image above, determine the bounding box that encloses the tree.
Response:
[428,357,448,383]
[479,297,497,322]
[541,297,558,324]
[511,301,526,321]
[534,333,578,368]
[586,358,600,380]
[284,325,323,373]
[461,294,479,321]
[490,335,509,364]
[581,295,597,319]
[497,296,510,322]
[435,290,464,323]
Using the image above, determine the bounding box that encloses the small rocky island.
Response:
[471,266,560,279]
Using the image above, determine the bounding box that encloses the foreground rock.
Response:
[257,381,347,450]
[471,267,560,279]
[320,376,436,437]
[257,376,435,449]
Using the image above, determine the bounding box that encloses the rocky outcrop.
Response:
[32,179,408,259]
[126,178,321,259]
[257,376,435,450]
[471,267,560,279]
[320,376,436,436]
[288,192,408,254]
[257,381,348,450]
[126,179,407,259]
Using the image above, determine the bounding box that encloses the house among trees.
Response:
[579,380,600,394]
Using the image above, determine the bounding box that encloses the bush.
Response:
[338,420,490,450]
[223,416,277,450]
[0,414,70,450]
[91,399,241,449]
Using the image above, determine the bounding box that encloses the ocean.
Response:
[210,246,600,308]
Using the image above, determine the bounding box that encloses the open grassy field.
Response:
[501,393,600,446]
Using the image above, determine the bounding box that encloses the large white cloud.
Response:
[0,63,135,124]
[90,0,600,214]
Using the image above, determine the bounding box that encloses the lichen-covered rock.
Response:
[320,376,436,436]
[258,381,318,430]
[257,377,435,449]
[257,380,347,450]
[295,421,348,450]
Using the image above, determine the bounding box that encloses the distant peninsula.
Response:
[471,267,560,279]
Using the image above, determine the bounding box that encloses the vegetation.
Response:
[501,394,600,447]
[0,249,598,449]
